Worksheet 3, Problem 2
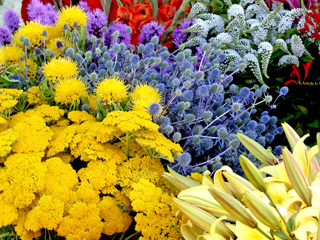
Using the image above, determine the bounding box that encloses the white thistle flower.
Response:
[184,36,207,47]
[183,19,209,37]
[240,0,255,8]
[228,4,245,20]
[258,42,273,78]
[188,2,207,20]
[274,39,291,54]
[244,53,266,85]
[291,35,305,57]
[245,5,259,19]
[278,55,299,66]
[216,33,234,44]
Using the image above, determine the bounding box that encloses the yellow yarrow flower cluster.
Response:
[27,86,47,105]
[42,58,78,82]
[129,178,186,239]
[0,103,185,239]
[56,6,88,30]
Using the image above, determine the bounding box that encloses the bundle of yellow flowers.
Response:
[165,123,320,240]
[0,86,187,240]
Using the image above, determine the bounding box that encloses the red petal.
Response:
[302,61,312,82]
[285,80,297,85]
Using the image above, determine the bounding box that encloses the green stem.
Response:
[279,228,293,240]
[265,191,293,235]
[119,232,125,240]
[256,226,273,240]
[124,232,140,240]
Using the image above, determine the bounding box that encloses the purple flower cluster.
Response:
[27,0,58,25]
[172,19,194,50]
[138,21,164,45]
[0,26,12,46]
[3,8,20,33]
[87,8,107,38]
[78,0,90,12]
[104,22,131,47]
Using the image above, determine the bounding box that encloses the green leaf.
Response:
[306,119,319,128]
[297,105,308,116]
[279,113,294,122]
[272,231,286,239]
[285,28,297,37]
[287,211,299,232]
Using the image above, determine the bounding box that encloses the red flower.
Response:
[116,2,154,45]
[285,62,312,85]
[157,0,182,24]
[299,5,320,39]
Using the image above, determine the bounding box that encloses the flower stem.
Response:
[256,226,273,240]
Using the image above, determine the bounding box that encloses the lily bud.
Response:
[239,155,267,192]
[237,133,278,166]
[282,147,312,206]
[223,171,256,193]
[282,122,300,151]
[162,167,200,190]
[243,192,282,231]
[178,186,232,218]
[209,187,258,228]
[173,198,234,238]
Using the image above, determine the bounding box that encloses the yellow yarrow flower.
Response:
[96,77,128,106]
[43,58,78,82]
[54,78,88,105]
[56,6,88,30]
[27,86,47,105]
[13,21,46,48]
[130,84,162,112]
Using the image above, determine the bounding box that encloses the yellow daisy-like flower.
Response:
[1,45,24,65]
[56,6,88,30]
[13,21,46,48]
[27,86,47,105]
[54,78,88,105]
[0,50,5,74]
[130,84,162,112]
[45,24,63,41]
[47,37,72,57]
[43,58,78,82]
[19,58,38,76]
[96,77,128,105]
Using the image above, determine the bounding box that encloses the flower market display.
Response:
[0,0,320,239]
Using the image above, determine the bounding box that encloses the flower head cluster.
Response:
[27,0,58,25]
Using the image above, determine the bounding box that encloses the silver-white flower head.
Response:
[228,4,245,20]
[188,2,207,19]
[278,55,299,66]
[291,35,305,57]
[258,42,273,54]
[240,0,255,8]
[245,5,259,19]
[252,27,267,45]
[184,19,209,37]
[216,32,234,44]
[184,36,207,47]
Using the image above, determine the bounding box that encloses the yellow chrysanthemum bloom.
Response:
[0,50,5,74]
[45,24,63,41]
[19,58,38,76]
[47,37,72,57]
[43,58,78,82]
[56,6,88,30]
[96,77,128,106]
[54,78,88,105]
[130,84,162,112]
[1,45,23,65]
[13,21,46,48]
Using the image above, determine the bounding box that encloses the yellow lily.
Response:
[293,207,320,240]
[181,221,205,240]
[265,180,288,204]
[226,221,270,240]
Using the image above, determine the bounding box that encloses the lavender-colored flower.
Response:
[3,8,20,33]
[27,0,58,25]
[104,22,131,47]
[78,0,90,12]
[87,8,107,38]
[138,21,164,45]
[0,26,12,46]
[172,19,194,49]
[194,46,209,69]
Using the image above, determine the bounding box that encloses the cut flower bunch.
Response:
[0,0,319,239]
